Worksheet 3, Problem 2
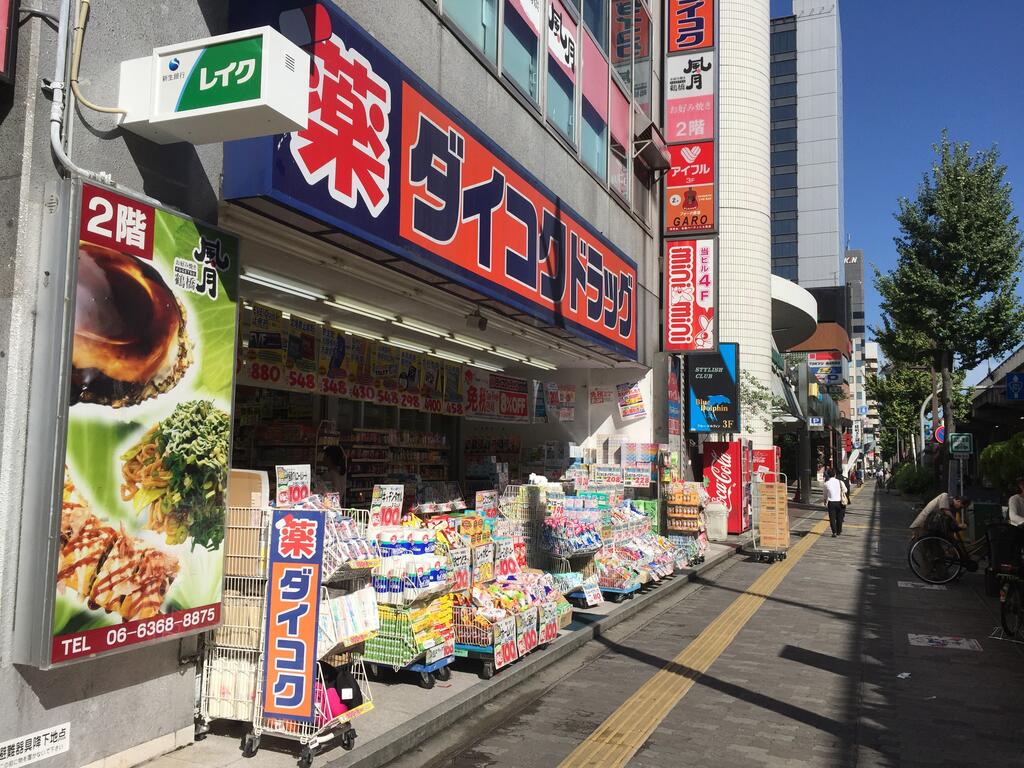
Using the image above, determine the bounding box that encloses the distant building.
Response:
[770,1,845,288]
[845,248,866,446]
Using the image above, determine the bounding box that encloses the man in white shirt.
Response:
[1008,478,1024,526]
[822,470,845,537]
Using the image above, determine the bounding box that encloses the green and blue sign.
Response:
[687,342,739,433]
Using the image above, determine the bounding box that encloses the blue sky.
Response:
[772,0,1024,380]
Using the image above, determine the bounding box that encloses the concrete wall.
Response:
[793,0,843,289]
[0,2,228,765]
[718,0,773,448]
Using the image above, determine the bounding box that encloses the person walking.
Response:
[1008,477,1024,526]
[822,469,846,537]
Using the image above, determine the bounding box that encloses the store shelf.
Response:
[392,444,450,451]
[345,443,390,449]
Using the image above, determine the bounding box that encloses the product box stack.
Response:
[758,483,790,550]
[665,481,703,534]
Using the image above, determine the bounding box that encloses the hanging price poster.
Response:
[465,369,530,422]
[591,464,624,485]
[475,490,499,519]
[493,616,519,669]
[493,537,519,577]
[369,484,404,530]
[589,386,615,406]
[539,601,559,644]
[623,463,654,488]
[275,464,312,507]
[450,547,471,592]
[319,326,346,379]
[286,315,319,373]
[616,382,647,420]
[515,606,539,656]
[248,304,285,364]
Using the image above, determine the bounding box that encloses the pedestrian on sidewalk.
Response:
[822,469,846,537]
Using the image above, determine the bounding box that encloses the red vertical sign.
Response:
[667,0,715,53]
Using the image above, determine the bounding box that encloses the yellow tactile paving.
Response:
[558,485,867,768]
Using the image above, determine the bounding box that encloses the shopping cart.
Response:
[749,472,790,563]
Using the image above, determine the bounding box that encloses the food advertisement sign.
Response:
[225,1,637,360]
[262,509,325,723]
[52,182,238,665]
[665,53,714,142]
[687,342,739,433]
[665,238,716,352]
[665,142,715,233]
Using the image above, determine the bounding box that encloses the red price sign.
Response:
[499,391,528,418]
[493,616,518,670]
[350,383,377,402]
[399,392,422,410]
[370,484,404,529]
[423,397,443,414]
[376,388,400,406]
[539,602,559,644]
[320,376,349,396]
[450,547,470,592]
[493,537,519,577]
[275,465,311,507]
[247,361,283,385]
[444,402,465,416]
[287,370,317,391]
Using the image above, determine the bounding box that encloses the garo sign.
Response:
[225,1,638,360]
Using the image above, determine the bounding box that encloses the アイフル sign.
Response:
[665,141,715,233]
[224,1,638,360]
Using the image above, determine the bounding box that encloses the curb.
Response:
[331,542,741,768]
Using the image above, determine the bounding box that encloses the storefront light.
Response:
[490,346,528,362]
[240,269,327,301]
[524,358,558,370]
[324,295,397,322]
[388,337,432,354]
[331,323,385,342]
[449,333,492,351]
[432,350,472,365]
[393,317,447,337]
[470,360,504,372]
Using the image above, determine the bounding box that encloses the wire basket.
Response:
[201,645,261,722]
[452,604,495,648]
[214,576,265,651]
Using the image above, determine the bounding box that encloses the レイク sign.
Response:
[665,239,716,352]
[262,509,325,723]
[668,0,715,53]
[225,1,637,360]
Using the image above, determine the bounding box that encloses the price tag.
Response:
[286,369,318,392]
[320,376,349,397]
[493,537,519,577]
[475,490,499,519]
[450,547,471,592]
[350,383,377,403]
[376,388,400,406]
[399,392,422,410]
[275,464,311,506]
[472,543,494,584]
[369,484,404,530]
[444,401,465,416]
[423,397,443,414]
[581,580,604,607]
[515,607,539,656]
[539,601,559,644]
[493,616,518,670]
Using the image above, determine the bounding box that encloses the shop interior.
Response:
[223,205,644,508]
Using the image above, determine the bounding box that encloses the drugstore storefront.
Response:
[220,0,667,508]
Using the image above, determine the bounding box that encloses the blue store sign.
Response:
[225,1,638,359]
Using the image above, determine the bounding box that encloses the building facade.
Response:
[769,0,843,288]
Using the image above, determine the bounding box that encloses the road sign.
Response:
[1007,373,1024,401]
[934,425,945,444]
[949,432,973,456]
[808,416,824,431]
[858,405,868,416]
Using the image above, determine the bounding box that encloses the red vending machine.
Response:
[703,440,753,534]
[752,447,781,481]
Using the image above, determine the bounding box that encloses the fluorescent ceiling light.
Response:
[524,358,558,371]
[281,312,292,320]
[240,269,327,301]
[432,350,472,365]
[324,295,397,322]
[490,346,528,362]
[449,333,491,351]
[331,323,385,342]
[471,360,504,372]
[388,337,432,354]
[394,318,446,338]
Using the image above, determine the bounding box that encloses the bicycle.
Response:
[1000,574,1024,638]
[907,534,972,585]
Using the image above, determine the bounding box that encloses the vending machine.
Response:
[703,440,753,534]
[752,447,781,481]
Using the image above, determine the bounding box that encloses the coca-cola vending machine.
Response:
[703,440,753,534]
[752,447,781,482]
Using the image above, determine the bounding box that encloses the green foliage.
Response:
[978,432,1024,494]
[738,371,784,435]
[893,463,936,496]
[875,131,1024,373]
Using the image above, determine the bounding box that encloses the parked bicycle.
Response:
[907,534,974,584]
[1000,573,1024,638]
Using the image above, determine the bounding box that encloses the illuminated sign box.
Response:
[118,27,308,145]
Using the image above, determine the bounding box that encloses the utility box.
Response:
[118,27,308,145]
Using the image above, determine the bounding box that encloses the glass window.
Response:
[546,0,578,142]
[771,172,797,190]
[773,263,798,281]
[771,29,797,54]
[632,1,652,117]
[446,0,499,62]
[580,30,608,180]
[772,58,796,77]
[772,241,798,259]
[610,0,633,87]
[771,195,798,214]
[633,162,651,221]
[772,149,797,166]
[771,126,797,144]
[502,0,541,100]
[609,83,631,200]
[771,81,797,99]
[772,104,797,121]
[772,218,798,236]
[582,0,609,52]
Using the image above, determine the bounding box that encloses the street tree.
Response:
[874,132,1024,470]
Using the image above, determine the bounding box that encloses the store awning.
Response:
[772,372,804,430]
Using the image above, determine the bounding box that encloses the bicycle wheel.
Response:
[908,536,963,585]
[1001,580,1023,638]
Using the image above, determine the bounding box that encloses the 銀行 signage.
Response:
[687,342,739,433]
[224,1,638,360]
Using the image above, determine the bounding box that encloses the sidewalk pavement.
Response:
[142,540,744,768]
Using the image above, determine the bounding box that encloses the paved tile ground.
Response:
[415,484,1024,768]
